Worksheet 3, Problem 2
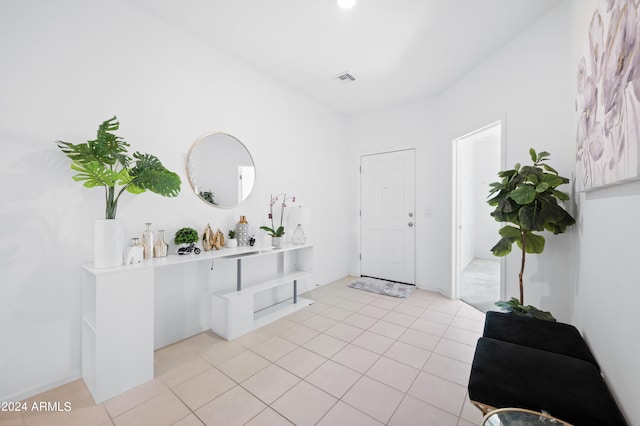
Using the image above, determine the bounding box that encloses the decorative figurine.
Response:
[124,238,144,264]
[177,242,201,255]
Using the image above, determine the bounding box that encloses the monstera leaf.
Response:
[128,152,181,197]
[57,116,181,218]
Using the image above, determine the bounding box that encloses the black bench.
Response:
[468,312,627,425]
[483,311,599,367]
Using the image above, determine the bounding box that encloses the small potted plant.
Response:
[260,193,295,248]
[174,227,200,255]
[56,116,181,268]
[199,191,216,205]
[227,230,238,248]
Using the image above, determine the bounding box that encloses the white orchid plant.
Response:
[259,193,295,237]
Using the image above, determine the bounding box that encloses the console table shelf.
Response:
[81,243,313,404]
[212,268,313,340]
[254,296,313,327]
[219,270,311,297]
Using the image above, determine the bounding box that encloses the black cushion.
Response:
[469,338,627,426]
[483,311,599,368]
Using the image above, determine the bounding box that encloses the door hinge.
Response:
[359,209,362,217]
[359,253,362,260]
[359,165,362,173]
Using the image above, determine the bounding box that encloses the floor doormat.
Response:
[348,277,416,298]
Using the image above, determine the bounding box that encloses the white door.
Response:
[360,149,416,284]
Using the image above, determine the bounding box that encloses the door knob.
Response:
[408,222,414,227]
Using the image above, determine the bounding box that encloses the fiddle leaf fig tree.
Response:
[488,148,576,311]
[56,116,181,219]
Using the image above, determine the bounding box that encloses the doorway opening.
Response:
[452,122,503,312]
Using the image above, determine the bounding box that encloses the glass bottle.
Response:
[154,229,168,257]
[236,215,250,246]
[292,224,307,245]
[142,222,154,259]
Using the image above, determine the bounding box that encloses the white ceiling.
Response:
[124,0,562,116]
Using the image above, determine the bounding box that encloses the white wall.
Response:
[459,138,476,269]
[473,138,501,260]
[568,1,640,423]
[0,0,350,402]
[457,135,500,266]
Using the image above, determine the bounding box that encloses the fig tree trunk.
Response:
[519,231,526,305]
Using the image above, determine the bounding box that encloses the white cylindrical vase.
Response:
[272,236,285,249]
[94,218,124,268]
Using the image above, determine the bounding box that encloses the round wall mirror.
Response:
[187,132,256,208]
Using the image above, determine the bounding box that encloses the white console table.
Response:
[211,247,313,340]
[81,244,313,404]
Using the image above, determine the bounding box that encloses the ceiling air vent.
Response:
[333,71,356,83]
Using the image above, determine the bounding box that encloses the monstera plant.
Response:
[488,149,576,320]
[56,116,181,218]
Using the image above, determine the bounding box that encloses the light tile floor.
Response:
[4,276,486,426]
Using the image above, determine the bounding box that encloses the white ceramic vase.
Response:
[94,218,124,268]
[272,236,285,249]
[227,239,238,248]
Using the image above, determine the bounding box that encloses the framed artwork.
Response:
[576,0,640,190]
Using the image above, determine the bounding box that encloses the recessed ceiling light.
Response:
[336,0,356,9]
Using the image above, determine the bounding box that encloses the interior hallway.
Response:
[460,258,500,313]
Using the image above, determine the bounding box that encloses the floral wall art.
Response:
[576,0,640,190]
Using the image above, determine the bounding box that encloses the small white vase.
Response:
[272,236,285,249]
[94,218,124,268]
[227,239,238,248]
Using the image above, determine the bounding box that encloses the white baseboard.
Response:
[1,371,82,404]
[416,283,450,296]
[154,324,212,350]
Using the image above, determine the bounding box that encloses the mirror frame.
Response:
[186,132,256,209]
